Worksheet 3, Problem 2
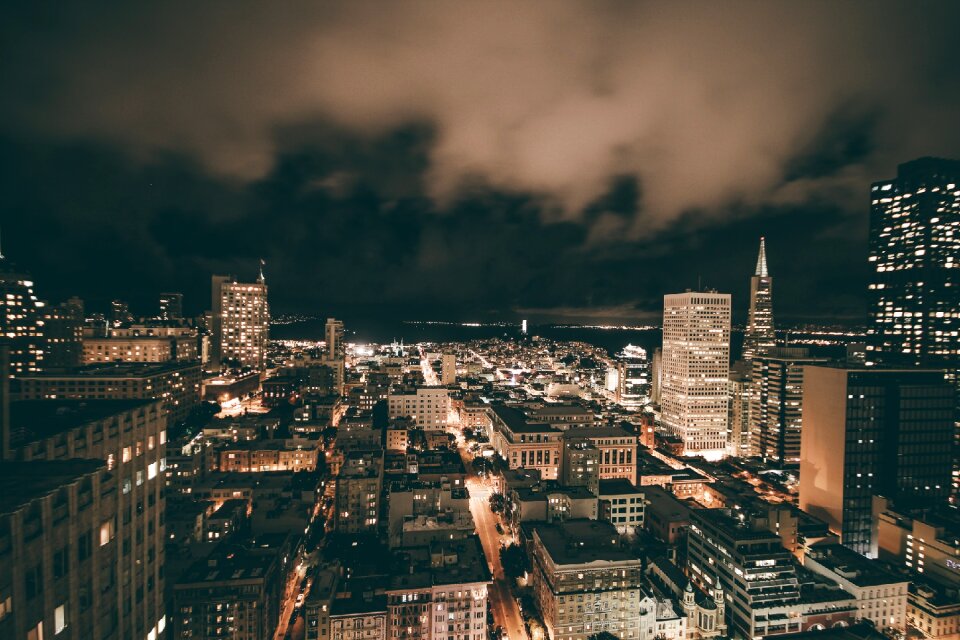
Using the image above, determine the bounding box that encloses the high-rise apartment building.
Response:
[0,255,44,376]
[749,348,828,464]
[158,293,183,320]
[742,238,775,362]
[210,273,269,371]
[6,399,169,640]
[661,291,731,459]
[0,460,132,640]
[799,365,955,555]
[388,387,451,431]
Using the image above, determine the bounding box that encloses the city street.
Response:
[457,440,528,640]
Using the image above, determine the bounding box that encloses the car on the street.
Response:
[495,523,504,534]
[295,593,305,608]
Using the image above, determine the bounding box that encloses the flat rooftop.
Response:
[10,399,156,444]
[531,519,639,565]
[599,478,643,496]
[18,361,199,378]
[563,426,634,439]
[491,404,558,434]
[175,545,276,586]
[807,543,908,587]
[0,459,106,514]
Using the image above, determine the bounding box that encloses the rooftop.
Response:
[806,543,908,587]
[0,459,106,514]
[175,544,277,586]
[18,360,200,378]
[562,426,634,440]
[531,519,639,566]
[598,478,643,496]
[491,404,558,434]
[9,399,157,444]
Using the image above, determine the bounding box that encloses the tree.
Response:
[488,492,505,514]
[500,544,531,579]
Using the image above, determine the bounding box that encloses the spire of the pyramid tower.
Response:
[755,236,769,277]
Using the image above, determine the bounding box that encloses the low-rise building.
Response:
[527,519,644,640]
[387,387,451,431]
[335,450,384,534]
[386,536,490,640]
[490,404,562,480]
[598,478,645,534]
[218,439,321,473]
[173,542,283,640]
[804,543,909,632]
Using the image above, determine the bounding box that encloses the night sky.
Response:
[2,2,959,324]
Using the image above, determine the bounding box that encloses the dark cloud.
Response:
[0,1,958,321]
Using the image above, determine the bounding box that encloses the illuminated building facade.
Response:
[661,291,731,458]
[211,273,269,371]
[40,300,84,370]
[799,365,955,555]
[158,292,183,320]
[867,157,960,500]
[749,347,828,464]
[868,158,960,370]
[7,399,169,640]
[742,237,775,362]
[616,344,649,408]
[0,256,44,376]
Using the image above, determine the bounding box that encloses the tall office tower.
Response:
[0,253,44,376]
[650,347,662,404]
[110,299,132,327]
[615,344,649,409]
[799,365,955,556]
[661,291,731,459]
[742,237,775,362]
[727,360,751,457]
[158,292,183,319]
[867,158,960,500]
[325,317,345,358]
[441,352,457,385]
[40,300,84,369]
[749,347,829,464]
[210,272,269,371]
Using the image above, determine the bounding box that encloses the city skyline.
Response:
[2,5,960,640]
[3,3,960,321]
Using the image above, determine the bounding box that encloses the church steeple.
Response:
[755,236,769,277]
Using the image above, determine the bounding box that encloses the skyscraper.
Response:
[661,291,731,459]
[158,292,183,319]
[210,271,270,371]
[742,237,775,362]
[615,344,649,409]
[325,318,345,359]
[867,157,960,499]
[868,158,960,370]
[0,253,44,376]
[749,347,829,464]
[799,364,955,555]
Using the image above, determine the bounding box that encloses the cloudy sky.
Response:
[2,1,959,323]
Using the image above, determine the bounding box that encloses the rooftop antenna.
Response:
[258,258,266,284]
[697,274,702,291]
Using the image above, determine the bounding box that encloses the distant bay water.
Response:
[271,317,746,358]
